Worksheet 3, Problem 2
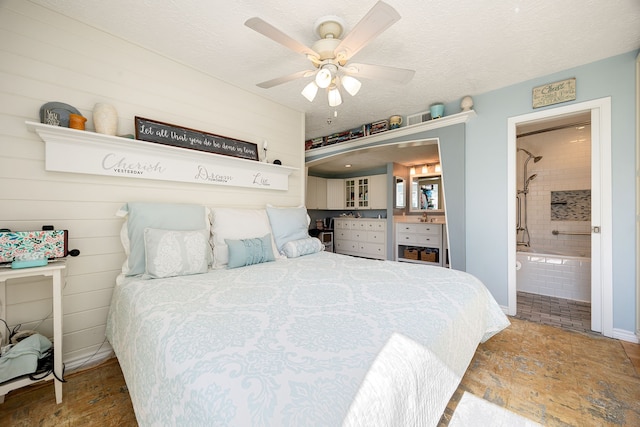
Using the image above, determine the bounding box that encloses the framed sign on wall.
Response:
[134,117,259,161]
[532,78,576,109]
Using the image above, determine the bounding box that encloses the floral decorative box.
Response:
[0,230,68,263]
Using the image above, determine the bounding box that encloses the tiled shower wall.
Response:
[517,124,591,257]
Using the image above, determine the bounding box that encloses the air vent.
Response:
[406,110,431,126]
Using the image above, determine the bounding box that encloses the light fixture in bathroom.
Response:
[410,166,416,175]
[344,164,352,168]
[421,165,428,174]
[435,163,441,172]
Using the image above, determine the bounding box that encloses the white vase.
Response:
[93,103,118,135]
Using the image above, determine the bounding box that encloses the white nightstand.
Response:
[0,260,66,404]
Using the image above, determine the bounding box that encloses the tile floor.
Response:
[515,291,592,333]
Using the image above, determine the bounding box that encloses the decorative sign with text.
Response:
[134,116,259,161]
[532,78,576,108]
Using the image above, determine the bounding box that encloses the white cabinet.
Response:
[344,175,386,210]
[306,176,327,209]
[309,174,387,210]
[326,179,345,210]
[395,222,444,266]
[368,174,387,209]
[334,218,387,260]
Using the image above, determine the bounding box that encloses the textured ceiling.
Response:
[29,0,639,173]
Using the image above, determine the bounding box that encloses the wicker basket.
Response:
[403,248,419,260]
[420,250,437,262]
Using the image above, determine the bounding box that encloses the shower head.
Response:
[518,148,542,162]
[525,174,537,186]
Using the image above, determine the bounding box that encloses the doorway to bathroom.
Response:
[507,98,613,338]
[515,111,593,332]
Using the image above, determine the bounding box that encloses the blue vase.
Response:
[430,103,444,119]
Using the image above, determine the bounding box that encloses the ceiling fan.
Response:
[245,1,415,107]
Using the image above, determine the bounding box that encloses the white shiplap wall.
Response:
[0,0,305,369]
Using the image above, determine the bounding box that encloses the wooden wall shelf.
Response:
[26,121,296,191]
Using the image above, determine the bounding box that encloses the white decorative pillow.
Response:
[143,228,211,279]
[265,205,310,254]
[116,202,210,277]
[209,208,283,269]
[282,237,324,258]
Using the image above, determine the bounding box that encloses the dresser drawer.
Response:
[396,223,441,235]
[397,232,441,246]
[367,231,385,243]
[358,242,385,258]
[335,229,352,240]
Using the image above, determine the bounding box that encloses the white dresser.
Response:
[334,218,386,260]
[395,222,444,266]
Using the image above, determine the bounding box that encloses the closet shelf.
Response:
[305,110,476,162]
[26,121,296,190]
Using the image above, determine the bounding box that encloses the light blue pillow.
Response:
[225,234,275,269]
[143,228,211,279]
[266,205,310,253]
[121,202,208,276]
[282,237,323,258]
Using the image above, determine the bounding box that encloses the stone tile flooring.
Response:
[515,291,592,333]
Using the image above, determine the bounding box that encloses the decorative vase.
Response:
[430,103,444,119]
[68,113,87,130]
[460,96,474,111]
[389,115,403,129]
[93,103,118,135]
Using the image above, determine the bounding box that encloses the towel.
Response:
[0,334,52,383]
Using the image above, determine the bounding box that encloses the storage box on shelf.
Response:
[334,218,386,260]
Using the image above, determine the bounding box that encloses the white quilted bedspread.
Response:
[106,251,509,426]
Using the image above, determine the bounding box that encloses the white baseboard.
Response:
[63,348,115,374]
[612,328,639,344]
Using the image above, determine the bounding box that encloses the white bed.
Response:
[105,203,509,426]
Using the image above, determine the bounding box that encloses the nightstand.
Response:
[0,260,66,404]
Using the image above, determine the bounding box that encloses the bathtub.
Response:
[516,249,591,302]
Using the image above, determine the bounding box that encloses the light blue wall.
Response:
[460,50,638,331]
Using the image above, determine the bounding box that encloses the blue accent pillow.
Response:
[120,202,208,276]
[225,234,275,269]
[265,205,310,253]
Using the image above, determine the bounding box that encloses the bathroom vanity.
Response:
[395,221,448,267]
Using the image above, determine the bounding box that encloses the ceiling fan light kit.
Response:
[301,81,319,102]
[328,85,342,107]
[245,1,415,108]
[341,75,362,96]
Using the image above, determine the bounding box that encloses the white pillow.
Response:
[282,237,323,258]
[265,205,311,253]
[209,208,283,268]
[143,228,211,279]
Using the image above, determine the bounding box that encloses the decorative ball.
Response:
[460,96,474,111]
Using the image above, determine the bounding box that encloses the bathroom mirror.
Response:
[394,176,405,208]
[410,174,444,212]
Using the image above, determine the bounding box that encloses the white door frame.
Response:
[507,97,613,337]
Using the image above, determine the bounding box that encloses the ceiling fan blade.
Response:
[256,70,315,89]
[245,17,319,59]
[343,63,415,84]
[334,1,400,61]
